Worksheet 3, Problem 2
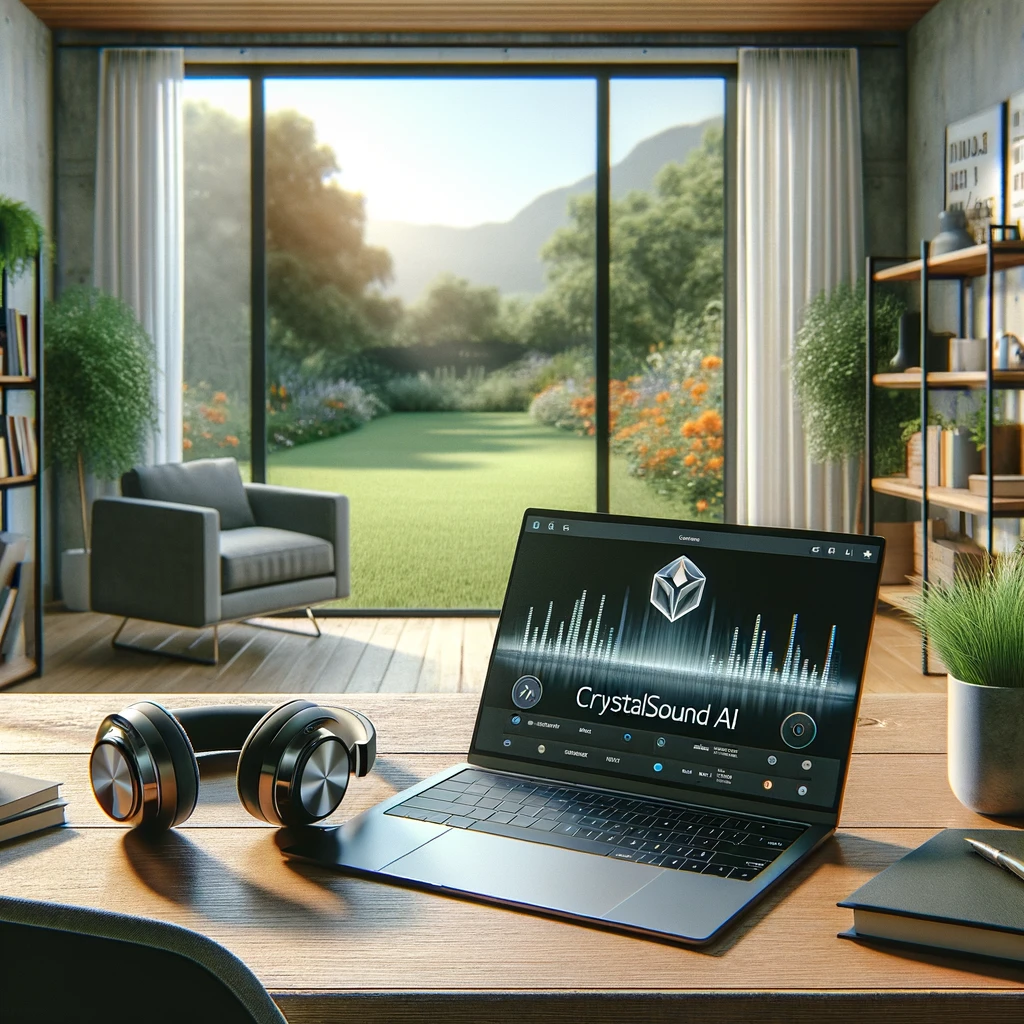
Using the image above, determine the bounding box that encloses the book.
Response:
[2,562,27,658]
[968,474,1024,497]
[0,800,67,845]
[0,770,60,821]
[839,828,1024,963]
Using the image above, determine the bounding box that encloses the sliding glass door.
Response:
[182,66,730,611]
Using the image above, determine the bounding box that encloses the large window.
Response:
[183,67,730,611]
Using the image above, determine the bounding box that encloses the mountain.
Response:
[366,117,720,303]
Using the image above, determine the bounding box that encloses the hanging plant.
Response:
[0,196,47,280]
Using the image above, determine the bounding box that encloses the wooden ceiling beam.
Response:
[22,2,940,35]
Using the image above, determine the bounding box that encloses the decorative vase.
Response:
[948,674,1024,815]
[890,312,920,371]
[930,209,975,257]
[61,548,90,612]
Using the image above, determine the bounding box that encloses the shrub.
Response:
[267,376,387,451]
[380,369,473,412]
[529,378,594,432]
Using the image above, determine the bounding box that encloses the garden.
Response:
[182,103,727,607]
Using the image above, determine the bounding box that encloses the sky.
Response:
[185,76,724,228]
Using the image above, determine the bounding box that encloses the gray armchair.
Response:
[90,457,349,664]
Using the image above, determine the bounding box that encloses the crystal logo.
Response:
[650,554,706,622]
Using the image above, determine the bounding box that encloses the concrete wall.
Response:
[907,0,1024,548]
[908,0,1024,335]
[0,0,50,613]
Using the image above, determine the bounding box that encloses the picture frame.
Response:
[1009,89,1024,239]
[945,103,1005,243]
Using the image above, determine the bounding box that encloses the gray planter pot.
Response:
[948,674,1024,815]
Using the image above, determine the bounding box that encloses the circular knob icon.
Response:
[780,712,817,749]
[511,675,543,710]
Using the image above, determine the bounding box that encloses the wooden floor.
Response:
[7,605,940,694]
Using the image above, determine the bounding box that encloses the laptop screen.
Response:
[470,510,883,816]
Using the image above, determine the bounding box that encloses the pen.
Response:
[965,837,1024,883]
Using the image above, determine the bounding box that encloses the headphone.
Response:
[89,699,376,830]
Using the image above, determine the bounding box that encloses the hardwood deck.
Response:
[5,605,939,694]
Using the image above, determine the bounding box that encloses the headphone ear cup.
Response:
[131,702,200,829]
[236,700,319,824]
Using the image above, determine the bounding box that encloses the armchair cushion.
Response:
[122,458,255,531]
[219,527,334,594]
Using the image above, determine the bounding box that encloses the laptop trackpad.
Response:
[386,828,657,917]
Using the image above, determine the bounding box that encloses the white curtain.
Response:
[94,48,184,465]
[735,48,863,531]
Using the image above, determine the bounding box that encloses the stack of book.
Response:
[0,771,66,845]
[907,426,982,489]
[0,307,32,377]
[0,415,37,479]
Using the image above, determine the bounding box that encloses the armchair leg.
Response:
[111,618,220,666]
[241,607,323,639]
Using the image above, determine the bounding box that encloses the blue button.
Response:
[503,739,512,747]
[653,763,663,772]
[510,715,521,726]
[623,733,632,742]
[656,737,666,748]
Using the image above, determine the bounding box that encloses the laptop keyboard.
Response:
[385,768,808,881]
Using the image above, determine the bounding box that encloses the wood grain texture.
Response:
[14,606,944,696]
[0,692,1020,1022]
[0,692,949,755]
[21,0,940,33]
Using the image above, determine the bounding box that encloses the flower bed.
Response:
[529,347,724,518]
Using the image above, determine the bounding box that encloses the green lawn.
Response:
[267,411,688,608]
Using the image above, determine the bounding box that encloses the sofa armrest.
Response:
[90,497,220,627]
[244,484,349,599]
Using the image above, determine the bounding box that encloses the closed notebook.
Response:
[839,828,1024,963]
[0,771,60,822]
[0,799,66,845]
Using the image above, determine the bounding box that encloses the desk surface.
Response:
[0,692,1021,1023]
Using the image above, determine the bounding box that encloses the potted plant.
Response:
[0,195,46,280]
[45,287,156,611]
[792,279,915,529]
[912,548,1024,815]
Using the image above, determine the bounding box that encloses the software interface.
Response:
[472,513,883,812]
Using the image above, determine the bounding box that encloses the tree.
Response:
[400,273,509,346]
[521,124,725,372]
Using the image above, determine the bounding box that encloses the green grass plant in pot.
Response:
[792,279,914,530]
[912,549,1024,815]
[45,287,156,611]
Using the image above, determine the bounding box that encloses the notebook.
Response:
[839,828,1024,963]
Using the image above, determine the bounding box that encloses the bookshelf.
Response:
[0,239,43,687]
[865,226,1024,675]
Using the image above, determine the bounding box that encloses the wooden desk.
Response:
[0,692,1021,1022]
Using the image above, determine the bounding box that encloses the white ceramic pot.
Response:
[948,673,1024,815]
[61,548,90,612]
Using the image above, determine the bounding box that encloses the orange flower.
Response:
[182,438,193,450]
[697,409,723,434]
[690,382,709,400]
[182,421,191,434]
[182,382,189,393]
[279,385,287,399]
[223,435,240,447]
[213,391,228,404]
[701,354,722,370]
[683,454,698,466]
[696,500,709,512]
[681,420,698,437]
[655,390,670,404]
[202,431,212,440]
[202,407,227,425]
[706,456,724,471]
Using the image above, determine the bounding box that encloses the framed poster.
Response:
[945,104,1005,243]
[1009,89,1024,236]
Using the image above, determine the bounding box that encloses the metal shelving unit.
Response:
[865,228,1024,675]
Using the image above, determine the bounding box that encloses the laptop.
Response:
[279,509,884,945]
